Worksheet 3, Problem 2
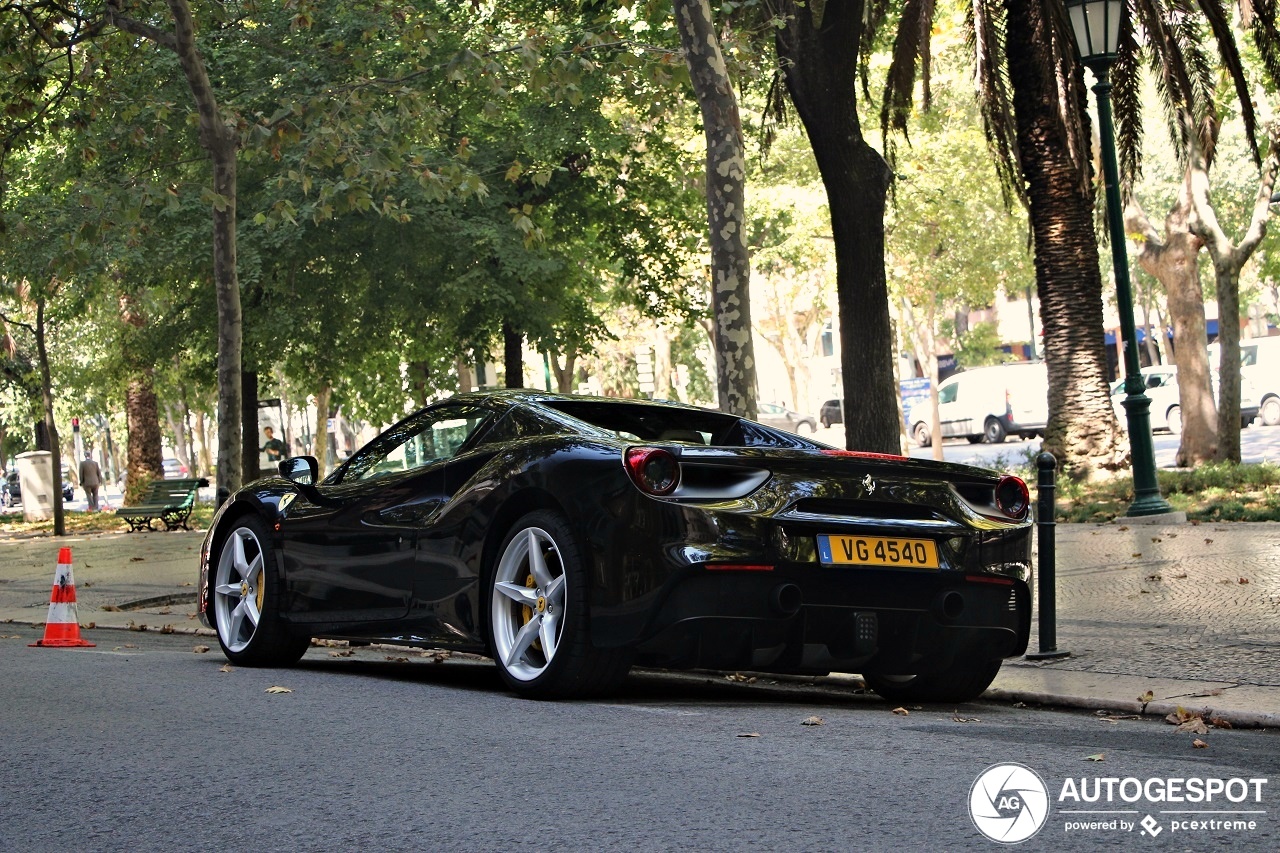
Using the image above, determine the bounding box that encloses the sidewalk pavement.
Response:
[1,521,1277,727]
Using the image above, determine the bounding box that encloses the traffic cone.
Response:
[29,547,95,648]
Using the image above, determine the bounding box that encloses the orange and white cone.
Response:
[29,547,95,648]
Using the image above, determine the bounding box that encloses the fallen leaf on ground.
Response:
[1238,577,1250,584]
[329,649,354,657]
[1204,538,1213,544]
[892,707,909,716]
[1166,707,1210,734]
[100,604,121,612]
[1145,574,1162,581]
[193,645,210,653]
[1132,552,1143,558]
[1085,753,1105,761]
[265,686,292,694]
[736,732,760,738]
[725,672,757,683]
[129,556,144,562]
[1138,690,1154,703]
[127,621,147,632]
[1173,573,1188,579]
[1209,716,1233,729]
[384,655,410,663]
[1118,526,1129,531]
[1192,738,1209,748]
[430,652,449,663]
[1190,688,1223,698]
[159,625,175,634]
[219,664,234,673]
[801,716,824,726]
[952,715,981,723]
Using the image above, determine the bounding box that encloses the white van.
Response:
[907,362,1048,446]
[1212,337,1280,425]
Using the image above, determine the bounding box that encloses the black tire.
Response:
[798,420,816,434]
[821,417,832,429]
[486,510,631,699]
[913,423,932,447]
[982,417,1007,444]
[966,435,984,445]
[863,657,1003,703]
[1263,397,1280,426]
[211,515,310,667]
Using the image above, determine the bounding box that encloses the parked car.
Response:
[1110,364,1258,433]
[162,458,188,479]
[2,469,74,505]
[198,390,1033,702]
[819,399,843,429]
[907,362,1049,447]
[755,401,818,433]
[1211,337,1280,426]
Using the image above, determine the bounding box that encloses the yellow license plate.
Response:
[817,535,940,569]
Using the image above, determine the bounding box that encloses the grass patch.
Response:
[1051,461,1280,522]
[0,503,215,537]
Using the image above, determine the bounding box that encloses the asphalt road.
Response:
[2,627,1276,851]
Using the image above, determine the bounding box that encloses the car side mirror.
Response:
[279,456,319,486]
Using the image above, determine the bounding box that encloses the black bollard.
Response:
[1026,451,1070,660]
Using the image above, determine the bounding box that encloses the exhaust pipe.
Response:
[771,583,803,617]
[935,590,965,621]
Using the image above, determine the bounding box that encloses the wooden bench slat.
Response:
[116,477,205,532]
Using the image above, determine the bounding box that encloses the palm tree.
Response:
[883,0,1280,475]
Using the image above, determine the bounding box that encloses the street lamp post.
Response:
[1066,0,1173,516]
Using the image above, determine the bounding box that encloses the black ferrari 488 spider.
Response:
[198,390,1033,701]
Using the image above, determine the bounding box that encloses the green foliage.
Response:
[948,321,1012,367]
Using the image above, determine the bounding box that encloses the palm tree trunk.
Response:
[1005,0,1126,479]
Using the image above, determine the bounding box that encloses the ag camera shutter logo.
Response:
[969,763,1051,844]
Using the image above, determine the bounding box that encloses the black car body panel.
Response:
[198,391,1033,689]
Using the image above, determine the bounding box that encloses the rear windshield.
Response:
[539,399,826,449]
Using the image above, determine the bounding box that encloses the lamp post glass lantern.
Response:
[1065,0,1173,516]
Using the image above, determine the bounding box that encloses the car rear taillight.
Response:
[995,475,1030,520]
[624,447,680,496]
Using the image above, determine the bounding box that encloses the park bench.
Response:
[116,477,208,532]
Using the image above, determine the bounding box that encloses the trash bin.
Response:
[16,450,54,522]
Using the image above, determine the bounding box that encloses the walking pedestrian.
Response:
[79,452,103,511]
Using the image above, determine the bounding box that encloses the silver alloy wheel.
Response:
[214,526,266,654]
[491,526,566,682]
